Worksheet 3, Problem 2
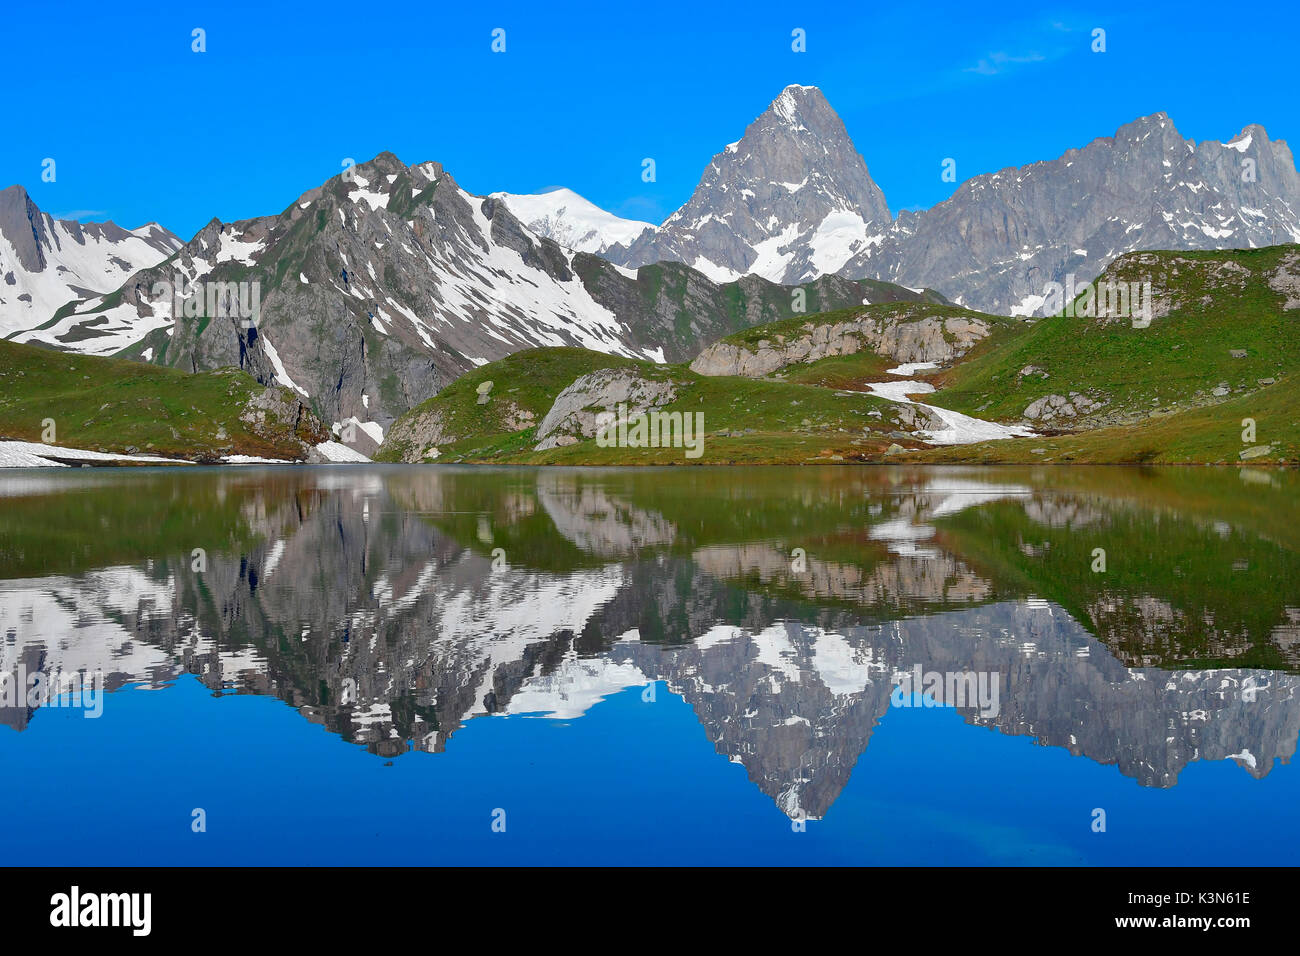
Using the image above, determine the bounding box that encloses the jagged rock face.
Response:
[608,85,892,284]
[534,368,680,450]
[0,185,180,336]
[844,114,1300,315]
[689,307,994,378]
[237,384,330,458]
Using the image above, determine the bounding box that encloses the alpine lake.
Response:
[1,463,1297,865]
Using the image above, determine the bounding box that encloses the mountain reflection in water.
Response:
[1,465,1297,862]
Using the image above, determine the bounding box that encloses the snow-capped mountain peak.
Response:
[490,188,655,255]
[601,89,1300,316]
[608,84,893,284]
[14,153,666,422]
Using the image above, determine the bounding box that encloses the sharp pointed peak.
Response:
[0,183,38,209]
[766,84,831,120]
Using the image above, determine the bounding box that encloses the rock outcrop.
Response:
[380,406,455,463]
[1022,392,1108,423]
[237,383,330,459]
[690,308,994,378]
[535,369,680,450]
[1268,248,1300,310]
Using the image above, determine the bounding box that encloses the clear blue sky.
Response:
[6,0,1297,238]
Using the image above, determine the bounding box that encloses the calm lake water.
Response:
[1,464,1298,865]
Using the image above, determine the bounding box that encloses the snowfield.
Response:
[0,441,190,468]
[492,188,655,255]
[861,379,1037,446]
[0,440,372,468]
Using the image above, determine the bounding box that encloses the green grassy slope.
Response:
[908,373,1300,464]
[925,245,1299,426]
[375,348,645,462]
[375,345,930,465]
[0,339,323,461]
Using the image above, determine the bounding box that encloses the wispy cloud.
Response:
[51,209,107,221]
[964,50,1047,76]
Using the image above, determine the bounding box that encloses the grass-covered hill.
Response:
[374,345,934,465]
[0,338,327,462]
[925,245,1299,426]
[906,245,1300,464]
[908,376,1300,464]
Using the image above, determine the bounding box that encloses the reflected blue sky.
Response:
[3,675,1295,866]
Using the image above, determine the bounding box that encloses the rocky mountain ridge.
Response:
[585,87,1300,316]
[7,154,934,454]
[0,185,180,336]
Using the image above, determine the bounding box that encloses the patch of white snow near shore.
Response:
[860,380,1037,446]
[0,441,189,468]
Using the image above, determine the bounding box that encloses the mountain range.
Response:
[2,84,1297,450]
[2,150,931,449]
[587,86,1300,314]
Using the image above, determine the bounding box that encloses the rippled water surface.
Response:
[2,464,1298,865]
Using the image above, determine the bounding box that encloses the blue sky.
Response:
[6,0,1298,238]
